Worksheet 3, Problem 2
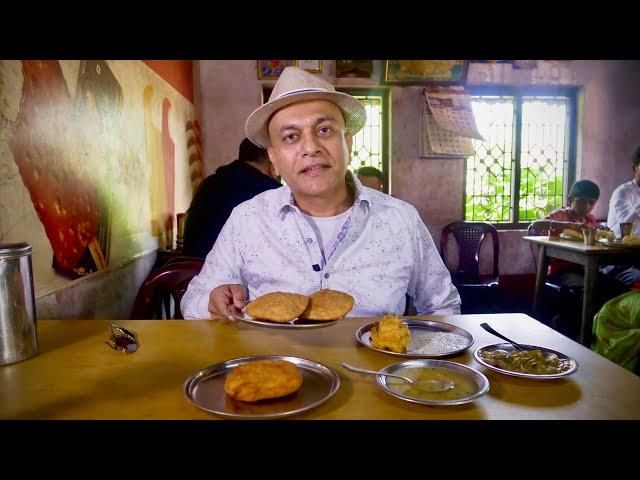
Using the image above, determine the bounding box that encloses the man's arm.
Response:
[609,187,640,226]
[530,218,585,234]
[180,212,245,319]
[407,210,461,316]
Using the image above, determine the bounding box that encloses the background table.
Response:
[523,235,639,345]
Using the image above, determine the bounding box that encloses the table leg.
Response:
[580,258,599,346]
[533,245,549,312]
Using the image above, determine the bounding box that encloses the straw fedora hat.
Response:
[245,66,367,148]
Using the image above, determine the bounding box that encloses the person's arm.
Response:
[531,216,592,235]
[407,209,461,316]
[180,211,246,319]
[610,187,640,225]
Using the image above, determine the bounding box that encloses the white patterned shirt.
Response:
[607,179,640,236]
[180,172,461,319]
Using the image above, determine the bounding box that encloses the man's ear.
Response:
[268,162,279,179]
[267,147,279,176]
[345,134,353,151]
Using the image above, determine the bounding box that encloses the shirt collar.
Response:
[276,170,372,218]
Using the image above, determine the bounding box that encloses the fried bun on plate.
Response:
[300,289,355,321]
[224,359,303,402]
[245,291,309,323]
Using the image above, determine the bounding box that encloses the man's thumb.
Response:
[230,285,247,308]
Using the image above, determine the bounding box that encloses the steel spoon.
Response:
[341,362,454,392]
[480,323,527,350]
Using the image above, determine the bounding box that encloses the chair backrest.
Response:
[131,259,204,319]
[526,222,546,269]
[163,255,205,266]
[527,223,547,236]
[440,221,499,283]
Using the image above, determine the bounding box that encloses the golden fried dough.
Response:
[300,289,355,321]
[370,315,411,353]
[622,235,640,245]
[596,229,616,240]
[561,229,583,241]
[224,359,303,402]
[245,292,309,323]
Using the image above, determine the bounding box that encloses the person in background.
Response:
[182,138,281,259]
[607,145,640,237]
[528,180,602,339]
[356,165,385,192]
[181,66,460,320]
[529,179,600,288]
[602,146,640,289]
[592,290,640,375]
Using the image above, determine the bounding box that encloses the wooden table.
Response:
[1,315,639,420]
[523,236,640,345]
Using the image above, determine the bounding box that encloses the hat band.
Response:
[275,87,334,100]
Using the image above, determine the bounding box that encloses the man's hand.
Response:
[208,284,247,320]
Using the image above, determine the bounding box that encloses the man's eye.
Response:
[283,133,298,143]
[318,126,333,135]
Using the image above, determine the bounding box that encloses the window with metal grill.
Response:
[464,86,578,229]
[338,88,388,191]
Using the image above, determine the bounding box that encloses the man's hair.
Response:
[568,179,600,201]
[356,166,385,184]
[633,145,640,168]
[238,138,269,163]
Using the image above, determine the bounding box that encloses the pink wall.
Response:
[197,60,640,275]
[573,60,640,220]
[198,61,262,174]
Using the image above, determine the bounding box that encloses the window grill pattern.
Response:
[465,94,571,226]
[349,96,383,173]
[465,97,514,222]
[519,97,568,221]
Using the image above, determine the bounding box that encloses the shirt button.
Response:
[324,273,329,279]
[306,238,313,244]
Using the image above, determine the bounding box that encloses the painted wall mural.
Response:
[0,60,195,297]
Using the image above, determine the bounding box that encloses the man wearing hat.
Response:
[181,66,460,319]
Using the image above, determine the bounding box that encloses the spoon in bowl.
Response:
[341,362,454,392]
[480,323,527,350]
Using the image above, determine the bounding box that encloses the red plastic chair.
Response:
[440,221,500,289]
[131,260,204,319]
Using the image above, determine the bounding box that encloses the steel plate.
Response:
[473,343,578,379]
[376,359,489,406]
[184,355,340,418]
[356,319,474,357]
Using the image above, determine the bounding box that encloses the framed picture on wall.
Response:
[257,60,295,80]
[336,60,373,78]
[383,60,468,85]
[296,60,323,73]
[513,60,538,70]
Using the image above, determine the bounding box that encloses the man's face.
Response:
[358,174,384,192]
[571,196,597,217]
[267,100,353,200]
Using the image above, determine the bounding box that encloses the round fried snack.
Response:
[224,359,303,402]
[622,235,640,245]
[370,315,411,353]
[300,289,355,321]
[245,291,309,323]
